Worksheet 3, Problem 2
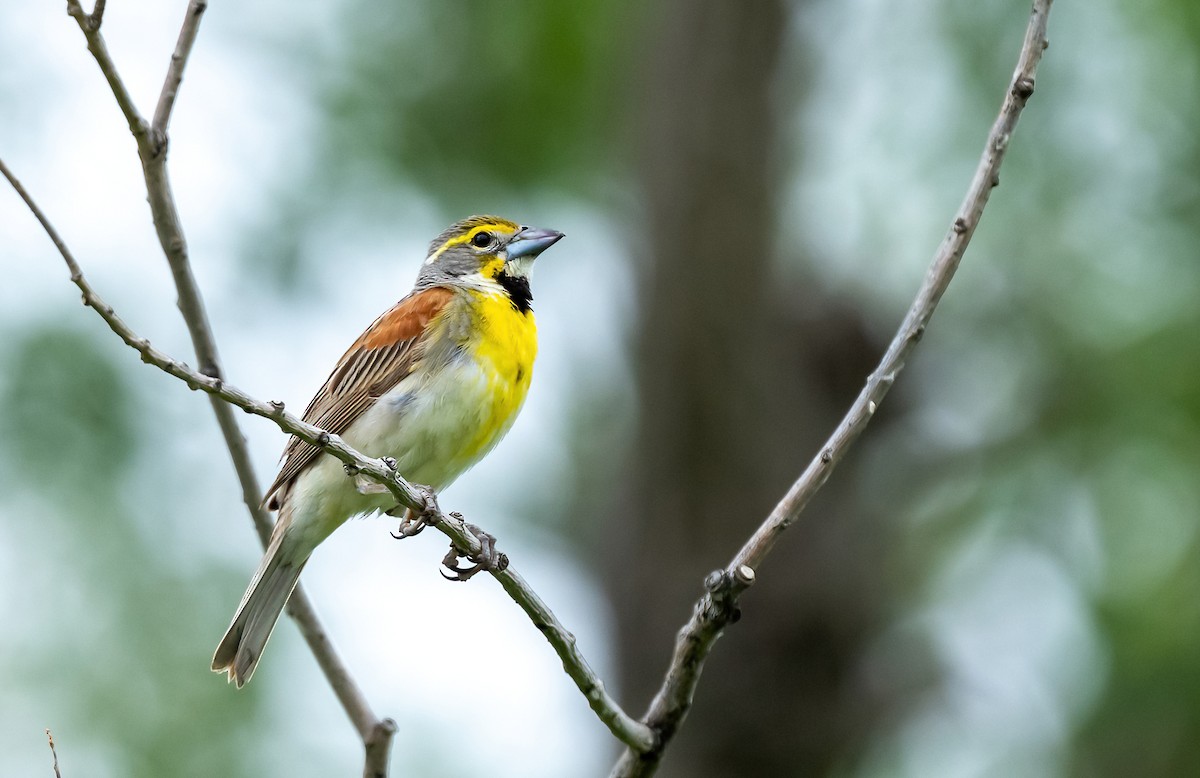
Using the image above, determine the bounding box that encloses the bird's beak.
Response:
[505,226,564,260]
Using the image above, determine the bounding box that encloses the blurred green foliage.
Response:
[6,0,1200,775]
[849,0,1200,774]
[318,0,639,207]
[2,326,136,496]
[242,0,640,292]
[0,327,276,774]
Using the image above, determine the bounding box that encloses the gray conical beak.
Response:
[506,226,564,259]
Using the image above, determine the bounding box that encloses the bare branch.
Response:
[60,3,400,767]
[66,1,148,140]
[153,0,208,133]
[609,1,1055,774]
[0,157,654,753]
[68,0,254,532]
[286,588,388,744]
[495,569,657,751]
[56,0,657,760]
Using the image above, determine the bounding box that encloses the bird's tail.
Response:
[212,530,308,687]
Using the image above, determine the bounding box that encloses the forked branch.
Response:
[609,1,1055,775]
[12,0,1054,774]
[0,157,654,754]
[64,0,392,772]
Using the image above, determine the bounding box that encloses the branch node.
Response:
[149,127,169,160]
[697,592,739,626]
[820,447,833,464]
[418,485,441,522]
[268,399,285,414]
[364,718,398,778]
[1013,75,1035,99]
[953,217,969,234]
[316,432,331,447]
[734,564,756,586]
[86,0,107,29]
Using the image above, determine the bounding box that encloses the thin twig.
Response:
[61,4,396,770]
[45,729,62,778]
[495,569,656,750]
[152,0,208,132]
[66,1,148,140]
[56,0,656,760]
[609,1,1055,775]
[0,157,654,753]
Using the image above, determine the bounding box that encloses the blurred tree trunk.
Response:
[601,0,897,774]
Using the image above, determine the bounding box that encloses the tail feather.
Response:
[212,534,308,687]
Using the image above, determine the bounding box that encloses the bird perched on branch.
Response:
[212,216,563,686]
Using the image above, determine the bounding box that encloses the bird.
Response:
[212,215,563,687]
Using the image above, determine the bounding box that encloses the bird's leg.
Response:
[389,507,428,539]
[388,507,418,538]
[389,485,441,539]
[440,522,509,582]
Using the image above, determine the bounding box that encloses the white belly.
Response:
[284,357,519,548]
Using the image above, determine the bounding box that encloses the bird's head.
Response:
[418,216,563,310]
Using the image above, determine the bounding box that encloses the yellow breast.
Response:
[457,289,538,461]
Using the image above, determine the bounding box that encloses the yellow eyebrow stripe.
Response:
[425,220,519,264]
[453,223,513,246]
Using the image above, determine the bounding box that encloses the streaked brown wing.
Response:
[263,286,455,510]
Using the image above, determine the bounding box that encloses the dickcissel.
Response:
[212,215,563,686]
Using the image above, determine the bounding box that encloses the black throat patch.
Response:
[496,271,533,313]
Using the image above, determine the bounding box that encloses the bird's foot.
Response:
[440,523,509,582]
[389,485,441,539]
[388,507,422,538]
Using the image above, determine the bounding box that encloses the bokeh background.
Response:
[3,0,1198,776]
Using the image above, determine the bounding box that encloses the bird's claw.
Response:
[389,508,425,539]
[388,486,441,539]
[440,523,508,582]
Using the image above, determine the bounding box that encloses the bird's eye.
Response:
[471,231,494,248]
